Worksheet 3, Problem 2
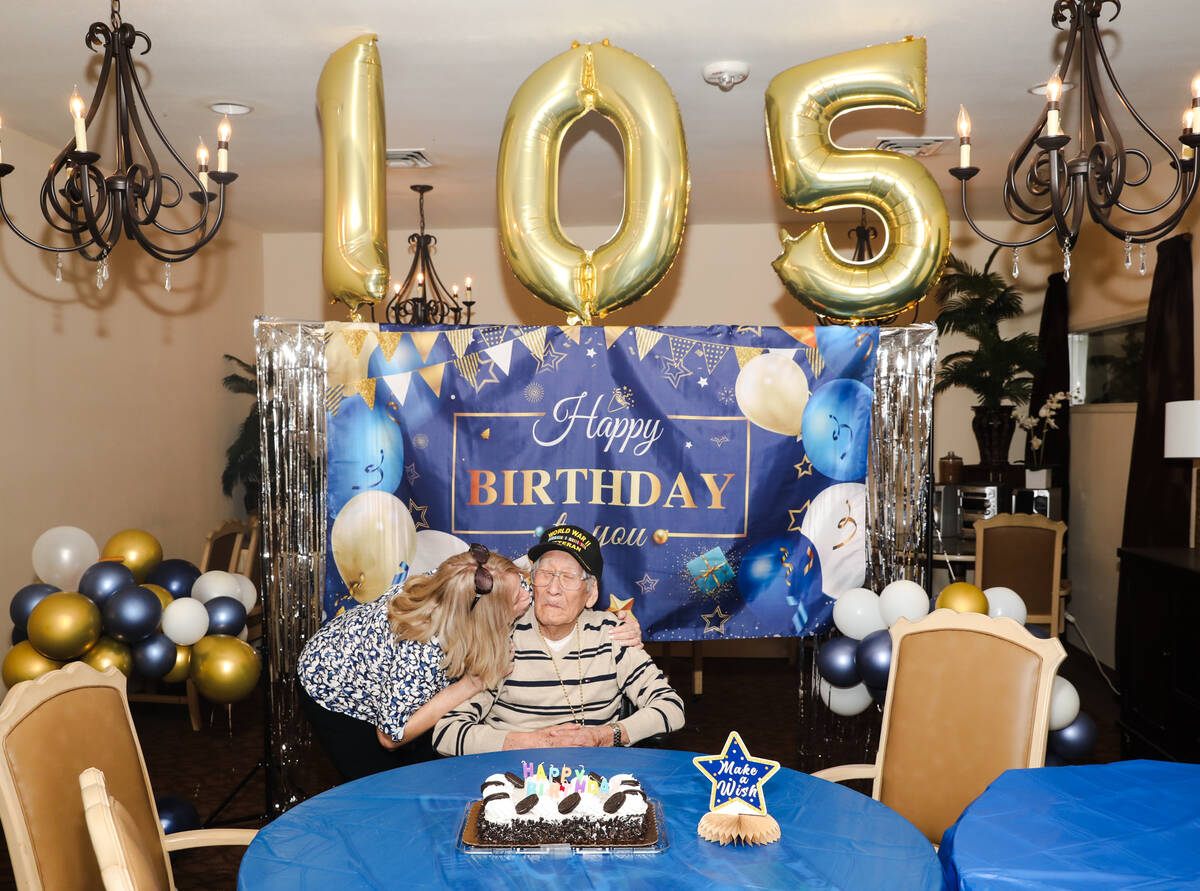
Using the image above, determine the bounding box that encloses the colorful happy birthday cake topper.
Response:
[693,731,782,845]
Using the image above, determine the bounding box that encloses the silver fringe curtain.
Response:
[797,324,937,772]
[255,317,327,815]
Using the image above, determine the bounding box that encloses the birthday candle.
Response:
[600,778,610,795]
[522,761,535,778]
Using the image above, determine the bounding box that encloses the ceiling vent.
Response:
[873,136,951,158]
[386,149,434,168]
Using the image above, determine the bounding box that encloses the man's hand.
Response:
[502,723,584,750]
[610,609,644,649]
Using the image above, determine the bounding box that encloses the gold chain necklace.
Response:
[537,620,585,726]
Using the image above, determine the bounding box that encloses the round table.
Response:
[940,760,1200,889]
[238,748,941,889]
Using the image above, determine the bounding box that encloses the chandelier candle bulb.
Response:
[196,140,209,190]
[957,105,972,167]
[216,116,231,172]
[1184,111,1195,160]
[0,115,4,166]
[466,276,473,299]
[1045,75,1064,137]
[69,86,87,153]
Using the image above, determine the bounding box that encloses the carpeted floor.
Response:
[0,642,1121,889]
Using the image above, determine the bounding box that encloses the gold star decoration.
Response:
[606,594,635,620]
[405,463,421,485]
[473,356,500,391]
[794,456,813,479]
[408,499,430,530]
[635,573,659,595]
[658,354,693,388]
[701,606,732,635]
[787,501,811,532]
[538,341,568,373]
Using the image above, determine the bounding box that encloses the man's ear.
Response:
[585,579,599,609]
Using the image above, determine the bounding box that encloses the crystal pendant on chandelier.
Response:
[55,255,63,283]
[1124,236,1133,270]
[1062,243,1072,283]
[1011,247,1020,279]
[164,262,172,292]
[1139,243,1147,276]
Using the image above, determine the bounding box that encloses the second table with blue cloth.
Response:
[238,747,942,889]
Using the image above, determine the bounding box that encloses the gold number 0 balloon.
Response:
[498,41,689,323]
[317,35,390,321]
[766,38,950,324]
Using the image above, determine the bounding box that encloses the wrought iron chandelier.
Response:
[0,0,236,291]
[383,185,476,326]
[950,0,1200,281]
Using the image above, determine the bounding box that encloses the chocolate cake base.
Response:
[463,801,658,848]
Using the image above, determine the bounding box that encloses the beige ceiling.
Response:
[1,0,1196,235]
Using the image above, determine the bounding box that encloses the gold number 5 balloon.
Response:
[765,38,950,324]
[317,35,390,321]
[498,41,689,323]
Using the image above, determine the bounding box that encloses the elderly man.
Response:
[434,524,684,755]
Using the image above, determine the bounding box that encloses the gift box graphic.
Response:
[687,547,734,593]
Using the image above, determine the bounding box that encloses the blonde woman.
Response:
[299,544,640,780]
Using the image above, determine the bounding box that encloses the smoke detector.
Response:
[873,136,952,158]
[703,61,749,91]
[386,148,434,168]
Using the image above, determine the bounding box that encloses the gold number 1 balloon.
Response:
[317,35,390,321]
[765,38,950,324]
[498,40,689,323]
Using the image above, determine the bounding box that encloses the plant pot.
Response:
[971,406,1016,468]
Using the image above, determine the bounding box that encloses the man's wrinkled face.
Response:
[531,550,597,632]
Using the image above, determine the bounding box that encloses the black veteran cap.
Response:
[527,525,603,580]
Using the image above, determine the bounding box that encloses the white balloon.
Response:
[801,483,867,600]
[192,571,241,604]
[734,352,810,437]
[832,588,886,640]
[230,574,258,611]
[161,597,210,646]
[878,580,931,627]
[409,529,470,577]
[237,626,250,642]
[818,679,874,716]
[1049,676,1080,731]
[31,526,99,591]
[985,586,1028,625]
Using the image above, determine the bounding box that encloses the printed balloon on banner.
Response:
[410,529,470,577]
[802,379,873,481]
[497,40,689,322]
[737,535,825,633]
[814,327,878,381]
[331,491,417,603]
[801,482,867,599]
[734,353,810,437]
[327,396,405,515]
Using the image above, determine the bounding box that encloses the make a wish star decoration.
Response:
[692,731,781,846]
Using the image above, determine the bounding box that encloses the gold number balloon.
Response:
[498,40,689,323]
[765,38,950,323]
[318,35,390,321]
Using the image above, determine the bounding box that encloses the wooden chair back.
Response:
[199,519,249,574]
[874,610,1065,844]
[974,513,1067,634]
[0,664,173,890]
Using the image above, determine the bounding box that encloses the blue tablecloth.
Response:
[238,748,941,890]
[940,760,1200,889]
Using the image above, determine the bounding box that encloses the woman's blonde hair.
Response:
[387,549,518,688]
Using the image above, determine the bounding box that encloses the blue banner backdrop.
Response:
[323,323,878,641]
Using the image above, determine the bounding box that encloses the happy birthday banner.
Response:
[322,323,878,641]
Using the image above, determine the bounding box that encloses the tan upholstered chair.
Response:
[0,663,255,890]
[973,512,1068,636]
[813,609,1066,846]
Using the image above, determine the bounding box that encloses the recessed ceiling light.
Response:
[1028,81,1075,96]
[209,102,253,116]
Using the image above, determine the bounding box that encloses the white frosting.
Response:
[479,769,648,827]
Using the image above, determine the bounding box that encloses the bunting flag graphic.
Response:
[410,331,442,364]
[445,328,474,359]
[416,363,445,398]
[484,340,515,376]
[635,327,663,360]
[376,331,404,362]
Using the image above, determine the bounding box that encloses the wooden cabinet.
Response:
[1116,548,1200,763]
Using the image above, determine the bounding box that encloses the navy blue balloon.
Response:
[146,559,202,599]
[10,583,59,630]
[326,396,405,515]
[801,379,874,481]
[133,633,177,679]
[856,629,893,689]
[204,596,247,636]
[1024,623,1051,639]
[154,795,200,834]
[867,684,888,703]
[1044,752,1066,767]
[816,636,861,688]
[79,562,137,607]
[12,627,28,645]
[814,326,877,381]
[102,585,163,643]
[1048,711,1098,762]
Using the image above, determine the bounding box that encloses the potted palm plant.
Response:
[221,355,260,514]
[934,248,1041,468]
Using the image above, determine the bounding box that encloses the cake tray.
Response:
[457,798,668,856]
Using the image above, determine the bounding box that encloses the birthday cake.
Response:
[471,762,651,846]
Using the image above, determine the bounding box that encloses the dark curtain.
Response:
[1026,273,1071,468]
[1121,233,1194,548]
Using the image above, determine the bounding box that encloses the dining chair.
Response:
[813,609,1066,846]
[0,663,255,890]
[973,512,1068,636]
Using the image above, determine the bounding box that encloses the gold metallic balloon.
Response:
[498,40,689,323]
[101,529,163,583]
[936,582,990,615]
[2,642,64,688]
[81,636,134,677]
[27,591,102,660]
[144,583,173,616]
[765,38,950,323]
[163,644,191,684]
[318,34,390,322]
[190,635,261,705]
